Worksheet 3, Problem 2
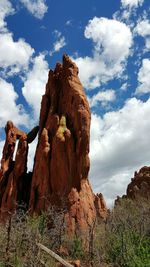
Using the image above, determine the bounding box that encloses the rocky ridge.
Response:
[0,55,107,236]
[115,166,150,204]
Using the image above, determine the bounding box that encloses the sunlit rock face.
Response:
[115,166,150,206]
[127,166,150,199]
[29,54,107,234]
[0,55,107,235]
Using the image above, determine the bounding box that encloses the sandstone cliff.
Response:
[0,55,107,235]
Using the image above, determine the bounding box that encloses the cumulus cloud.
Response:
[20,0,48,19]
[73,17,133,89]
[121,0,144,8]
[0,78,29,128]
[89,97,150,206]
[0,0,14,31]
[50,30,66,56]
[136,58,150,94]
[22,54,49,121]
[135,19,150,50]
[0,32,34,76]
[89,90,116,108]
[0,1,34,78]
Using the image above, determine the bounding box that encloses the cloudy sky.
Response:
[0,0,150,207]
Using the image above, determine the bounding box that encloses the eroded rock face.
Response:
[94,193,108,220]
[0,55,107,235]
[115,166,150,205]
[29,55,107,235]
[0,122,38,219]
[127,166,150,199]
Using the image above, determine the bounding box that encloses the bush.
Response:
[94,197,150,267]
[0,197,149,267]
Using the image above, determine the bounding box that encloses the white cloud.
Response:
[22,54,49,121]
[89,90,116,108]
[0,78,29,128]
[0,1,34,78]
[89,97,150,206]
[135,19,150,50]
[73,17,133,89]
[20,0,48,19]
[0,32,34,76]
[121,0,144,8]
[50,30,66,56]
[136,58,150,94]
[65,20,72,26]
[120,82,129,91]
[85,17,132,62]
[0,0,14,31]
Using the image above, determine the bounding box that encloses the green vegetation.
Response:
[0,197,149,266]
[94,198,150,267]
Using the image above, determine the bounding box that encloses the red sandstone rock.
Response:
[0,55,107,237]
[94,193,108,220]
[115,166,150,205]
[127,166,150,199]
[0,122,38,219]
[29,55,107,236]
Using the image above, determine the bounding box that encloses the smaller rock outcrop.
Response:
[0,121,38,219]
[127,166,150,199]
[115,166,150,205]
[94,193,108,220]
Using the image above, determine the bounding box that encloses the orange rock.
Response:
[94,193,108,220]
[0,55,108,240]
[29,55,107,237]
[71,260,80,267]
[127,166,150,199]
[0,122,38,219]
[115,166,150,205]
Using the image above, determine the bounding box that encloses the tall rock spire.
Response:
[0,55,107,235]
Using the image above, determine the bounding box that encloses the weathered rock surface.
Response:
[115,166,150,205]
[94,193,108,220]
[127,166,150,199]
[0,122,38,219]
[29,54,107,234]
[0,55,107,235]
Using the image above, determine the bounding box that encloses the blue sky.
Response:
[0,0,150,206]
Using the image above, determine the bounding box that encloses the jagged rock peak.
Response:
[115,166,150,205]
[127,166,150,199]
[30,54,107,234]
[0,122,39,219]
[0,55,107,237]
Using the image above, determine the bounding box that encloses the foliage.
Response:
[94,197,150,267]
[0,197,149,266]
[71,237,84,259]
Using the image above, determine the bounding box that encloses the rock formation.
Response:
[0,55,107,235]
[127,166,150,199]
[29,54,107,235]
[94,193,108,220]
[115,166,150,205]
[0,122,38,219]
